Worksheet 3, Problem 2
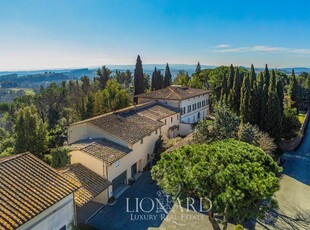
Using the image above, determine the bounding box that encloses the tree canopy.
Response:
[152,139,281,230]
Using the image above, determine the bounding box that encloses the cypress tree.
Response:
[256,73,264,126]
[265,91,282,142]
[158,70,164,89]
[269,69,276,93]
[263,64,270,88]
[228,64,235,90]
[134,55,145,102]
[195,62,201,75]
[220,73,229,102]
[240,74,252,124]
[151,67,157,91]
[151,67,164,91]
[163,63,172,87]
[290,69,299,110]
[250,64,256,86]
[251,82,259,125]
[277,80,284,115]
[229,67,242,115]
[259,83,269,130]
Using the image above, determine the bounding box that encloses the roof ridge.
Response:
[70,101,156,126]
[168,86,182,99]
[0,152,30,164]
[79,141,97,150]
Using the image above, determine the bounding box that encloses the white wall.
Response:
[68,123,128,147]
[160,113,180,138]
[180,94,209,124]
[179,123,193,136]
[107,129,160,196]
[18,194,75,230]
[71,150,105,177]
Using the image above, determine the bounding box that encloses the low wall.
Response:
[179,122,193,136]
[279,109,309,151]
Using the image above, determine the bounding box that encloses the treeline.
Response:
[0,55,177,164]
[0,65,137,165]
[213,64,307,141]
[171,62,308,142]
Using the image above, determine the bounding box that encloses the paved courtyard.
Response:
[89,170,166,230]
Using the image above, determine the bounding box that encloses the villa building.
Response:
[68,102,179,201]
[0,153,78,230]
[135,85,210,135]
[67,86,210,204]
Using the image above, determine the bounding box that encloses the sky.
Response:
[0,0,310,71]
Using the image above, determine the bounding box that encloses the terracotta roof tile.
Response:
[71,103,178,145]
[0,153,78,230]
[73,138,132,165]
[137,103,179,120]
[135,86,210,101]
[59,164,111,207]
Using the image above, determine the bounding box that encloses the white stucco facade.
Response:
[70,126,162,200]
[179,94,209,124]
[17,194,75,230]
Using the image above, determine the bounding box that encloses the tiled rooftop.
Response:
[59,164,111,207]
[137,103,179,121]
[74,138,132,165]
[135,86,210,101]
[72,102,178,145]
[0,153,78,230]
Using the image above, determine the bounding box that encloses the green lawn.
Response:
[8,88,35,96]
[24,89,35,96]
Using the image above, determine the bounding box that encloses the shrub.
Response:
[45,147,70,168]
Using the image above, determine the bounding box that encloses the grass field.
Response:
[5,88,35,96]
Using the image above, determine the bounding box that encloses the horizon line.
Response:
[0,64,309,73]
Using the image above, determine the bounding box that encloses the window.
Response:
[165,119,167,125]
[193,115,195,122]
[202,100,205,107]
[177,115,179,120]
[147,153,150,161]
[188,105,192,113]
[206,99,209,105]
[171,117,173,123]
[187,117,190,123]
[181,107,185,114]
[141,138,143,144]
[193,103,196,111]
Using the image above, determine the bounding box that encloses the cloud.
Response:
[213,45,310,55]
[215,44,231,49]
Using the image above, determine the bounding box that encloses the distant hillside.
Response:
[0,64,309,89]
